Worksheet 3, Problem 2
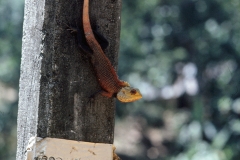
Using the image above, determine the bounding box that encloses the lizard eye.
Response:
[130,89,137,95]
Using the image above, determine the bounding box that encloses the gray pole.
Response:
[16,0,122,159]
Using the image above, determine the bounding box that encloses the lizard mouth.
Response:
[117,87,142,103]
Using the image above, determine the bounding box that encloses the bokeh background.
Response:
[1,0,240,159]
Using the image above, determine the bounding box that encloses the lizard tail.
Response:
[83,0,95,46]
[83,0,90,30]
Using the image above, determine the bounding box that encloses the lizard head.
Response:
[117,87,142,103]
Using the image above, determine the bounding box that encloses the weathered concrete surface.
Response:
[17,0,122,159]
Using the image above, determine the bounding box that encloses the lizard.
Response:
[70,0,142,102]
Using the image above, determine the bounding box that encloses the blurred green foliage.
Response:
[116,0,240,159]
[0,0,23,159]
[1,0,240,160]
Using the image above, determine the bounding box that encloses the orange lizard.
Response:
[71,0,142,102]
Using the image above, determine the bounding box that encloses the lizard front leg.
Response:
[100,90,114,98]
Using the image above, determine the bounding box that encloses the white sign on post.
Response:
[26,137,113,160]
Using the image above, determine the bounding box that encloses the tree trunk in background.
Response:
[17,0,122,159]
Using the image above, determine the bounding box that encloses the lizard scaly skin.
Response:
[82,0,142,102]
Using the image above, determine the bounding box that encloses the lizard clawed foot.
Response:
[67,27,77,34]
[86,90,102,105]
[65,24,77,34]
